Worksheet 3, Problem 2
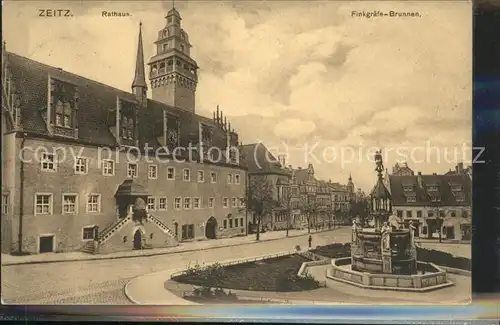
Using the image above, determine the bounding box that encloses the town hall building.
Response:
[1,8,247,255]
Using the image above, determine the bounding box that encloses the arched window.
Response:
[63,102,72,127]
[167,60,173,66]
[127,118,134,139]
[159,62,166,73]
[151,65,158,75]
[121,116,128,138]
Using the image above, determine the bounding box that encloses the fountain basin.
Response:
[327,257,454,292]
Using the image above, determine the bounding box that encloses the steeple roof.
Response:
[132,22,147,90]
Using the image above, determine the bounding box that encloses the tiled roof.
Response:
[5,52,235,154]
[388,174,471,206]
[239,143,290,176]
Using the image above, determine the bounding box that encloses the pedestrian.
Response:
[308,235,312,249]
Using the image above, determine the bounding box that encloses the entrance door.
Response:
[39,235,54,253]
[133,230,142,250]
[205,217,217,239]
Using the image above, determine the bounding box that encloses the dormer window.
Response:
[430,195,441,202]
[426,185,439,192]
[50,78,78,135]
[406,195,416,203]
[403,185,414,192]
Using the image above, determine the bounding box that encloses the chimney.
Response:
[458,162,464,173]
[417,171,423,188]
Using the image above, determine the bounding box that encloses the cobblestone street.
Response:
[2,229,350,304]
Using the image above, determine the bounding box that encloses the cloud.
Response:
[3,0,472,191]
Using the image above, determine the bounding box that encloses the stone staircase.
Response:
[80,215,132,254]
[147,214,177,240]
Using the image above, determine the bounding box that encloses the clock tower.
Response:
[148,6,198,113]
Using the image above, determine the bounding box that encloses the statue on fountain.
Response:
[381,221,392,251]
[408,220,417,248]
[352,219,358,243]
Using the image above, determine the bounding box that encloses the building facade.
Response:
[1,8,247,255]
[240,144,294,232]
[388,172,472,241]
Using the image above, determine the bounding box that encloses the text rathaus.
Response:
[1,8,248,254]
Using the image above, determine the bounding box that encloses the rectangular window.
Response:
[174,197,181,210]
[148,165,158,179]
[102,160,115,176]
[235,174,240,184]
[82,226,95,241]
[397,210,403,218]
[35,194,52,215]
[2,194,9,215]
[184,197,191,209]
[208,197,214,208]
[239,197,245,207]
[451,211,457,217]
[147,197,156,210]
[183,169,191,182]
[223,220,227,229]
[235,218,239,227]
[167,167,175,180]
[229,219,233,228]
[197,170,204,183]
[406,211,412,219]
[193,197,200,209]
[63,194,77,214]
[128,163,138,178]
[223,197,228,208]
[428,211,434,218]
[158,197,167,210]
[417,211,422,218]
[211,172,217,183]
[227,173,233,184]
[240,217,244,227]
[75,157,88,174]
[41,152,56,171]
[232,197,237,207]
[439,211,446,218]
[87,194,100,213]
[455,194,465,202]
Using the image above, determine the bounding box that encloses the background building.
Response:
[1,8,247,255]
[389,172,472,241]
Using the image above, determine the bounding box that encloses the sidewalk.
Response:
[1,227,341,266]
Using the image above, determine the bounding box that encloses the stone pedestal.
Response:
[382,250,392,273]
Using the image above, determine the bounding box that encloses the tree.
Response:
[300,195,320,233]
[246,176,278,241]
[281,185,295,237]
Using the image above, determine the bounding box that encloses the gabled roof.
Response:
[389,174,471,206]
[239,143,290,176]
[5,52,235,155]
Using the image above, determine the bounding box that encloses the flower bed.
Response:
[311,243,471,271]
[172,254,320,292]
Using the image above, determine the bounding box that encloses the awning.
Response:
[115,179,150,197]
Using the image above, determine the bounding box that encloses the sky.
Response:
[3,1,472,192]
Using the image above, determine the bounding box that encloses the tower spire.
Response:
[132,22,147,93]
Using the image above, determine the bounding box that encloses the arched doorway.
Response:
[133,230,142,250]
[205,217,217,239]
